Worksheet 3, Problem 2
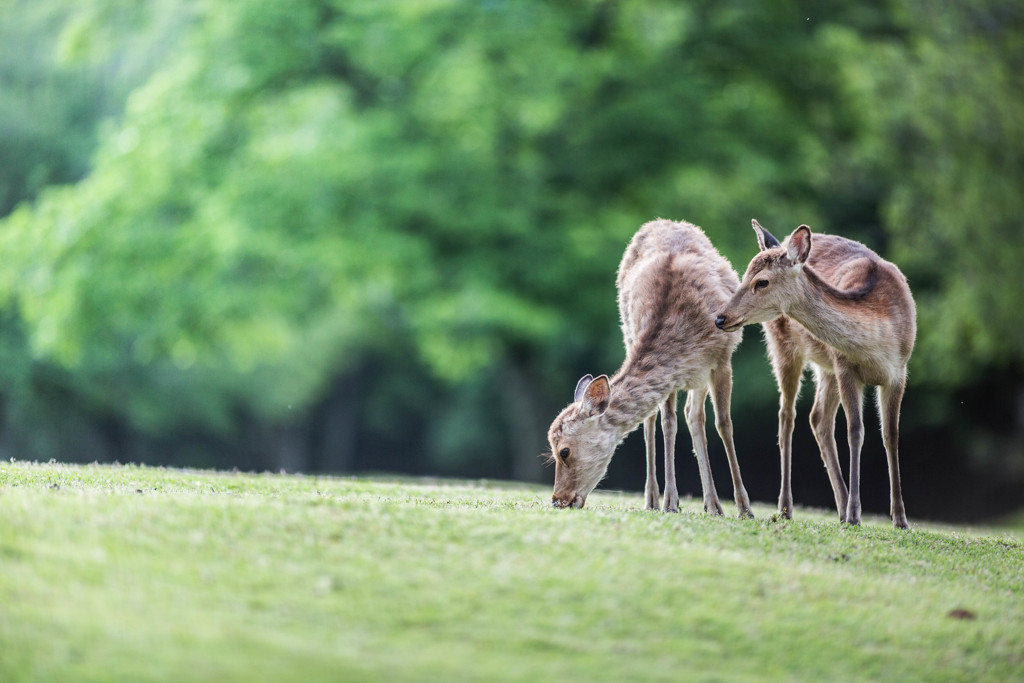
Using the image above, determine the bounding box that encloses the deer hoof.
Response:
[704,499,725,516]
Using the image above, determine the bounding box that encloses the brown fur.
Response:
[548,219,753,517]
[716,221,916,528]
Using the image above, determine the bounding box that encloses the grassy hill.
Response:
[1,460,1021,682]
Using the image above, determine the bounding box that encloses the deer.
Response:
[714,220,916,529]
[547,219,753,518]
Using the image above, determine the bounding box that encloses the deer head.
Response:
[715,220,812,332]
[548,374,620,509]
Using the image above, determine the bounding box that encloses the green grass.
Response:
[1,461,1022,682]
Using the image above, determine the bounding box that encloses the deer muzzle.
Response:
[714,313,743,333]
[551,493,586,509]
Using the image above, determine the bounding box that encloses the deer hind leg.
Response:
[809,367,849,522]
[774,356,804,519]
[709,363,753,519]
[660,392,680,513]
[643,412,660,510]
[837,368,865,525]
[684,387,723,516]
[877,380,909,529]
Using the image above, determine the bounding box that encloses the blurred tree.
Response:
[2,0,827,468]
[0,2,99,216]
[0,0,192,463]
[0,0,1021,518]
[828,1,1024,384]
[0,0,189,216]
[819,0,1024,486]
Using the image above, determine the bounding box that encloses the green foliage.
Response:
[0,2,840,389]
[822,1,1024,385]
[2,462,1022,681]
[0,0,1022,496]
[0,2,98,215]
[0,0,186,215]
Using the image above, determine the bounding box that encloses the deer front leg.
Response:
[660,392,680,512]
[809,367,849,522]
[837,367,865,525]
[685,387,724,516]
[643,412,660,510]
[774,357,803,520]
[709,364,753,519]
[877,380,909,529]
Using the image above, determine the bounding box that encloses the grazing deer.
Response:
[547,219,753,518]
[715,220,916,528]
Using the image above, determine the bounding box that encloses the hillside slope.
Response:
[1,461,1021,681]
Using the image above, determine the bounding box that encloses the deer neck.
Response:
[783,267,862,352]
[601,359,675,434]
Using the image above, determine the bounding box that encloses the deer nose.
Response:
[553,492,579,509]
[715,315,727,329]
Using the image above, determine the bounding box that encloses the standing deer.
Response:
[715,220,916,528]
[547,219,753,518]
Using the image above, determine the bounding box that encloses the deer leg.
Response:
[837,368,865,525]
[775,357,803,520]
[660,392,680,513]
[877,380,909,529]
[643,412,660,510]
[809,367,849,522]
[685,387,723,516]
[709,363,753,519]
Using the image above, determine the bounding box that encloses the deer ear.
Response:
[573,374,594,403]
[786,225,812,264]
[579,375,610,418]
[752,219,782,251]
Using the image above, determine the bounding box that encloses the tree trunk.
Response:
[315,369,363,474]
[500,360,547,483]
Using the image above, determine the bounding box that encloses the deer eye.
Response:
[559,447,571,462]
[754,279,769,291]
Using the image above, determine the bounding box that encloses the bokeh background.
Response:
[1,0,1022,522]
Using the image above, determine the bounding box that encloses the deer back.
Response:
[616,220,740,385]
